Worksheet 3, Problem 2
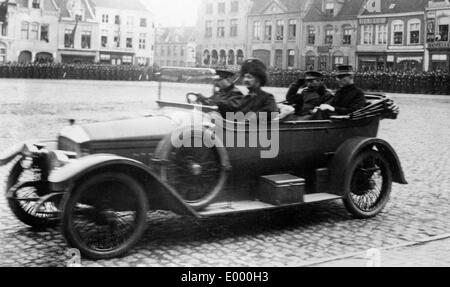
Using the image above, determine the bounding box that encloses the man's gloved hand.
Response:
[318,104,336,112]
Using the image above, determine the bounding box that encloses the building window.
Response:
[181,46,185,56]
[230,1,239,12]
[160,46,165,56]
[102,14,109,23]
[217,20,225,38]
[21,22,29,40]
[275,49,282,67]
[126,33,133,48]
[264,21,272,41]
[139,33,146,49]
[115,15,120,25]
[81,31,91,49]
[439,24,449,41]
[333,55,344,69]
[319,55,328,71]
[362,25,373,45]
[325,26,333,45]
[307,26,315,45]
[31,23,39,40]
[409,21,420,44]
[218,2,225,14]
[306,54,315,70]
[375,24,387,44]
[287,50,295,67]
[114,31,120,47]
[127,17,134,27]
[32,0,40,9]
[325,3,334,16]
[253,21,261,40]
[40,24,49,42]
[288,20,296,40]
[205,21,212,38]
[230,19,238,37]
[392,21,404,45]
[206,3,213,14]
[140,18,147,27]
[343,26,352,45]
[173,45,178,56]
[64,28,73,48]
[101,30,108,47]
[167,46,171,56]
[276,20,284,41]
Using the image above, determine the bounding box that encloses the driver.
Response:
[196,70,244,117]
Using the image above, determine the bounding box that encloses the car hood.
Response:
[60,116,178,143]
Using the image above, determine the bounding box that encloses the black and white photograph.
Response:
[0,0,449,270]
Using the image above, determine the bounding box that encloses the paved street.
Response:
[0,79,449,267]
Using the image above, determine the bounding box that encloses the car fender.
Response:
[328,137,407,196]
[49,154,199,217]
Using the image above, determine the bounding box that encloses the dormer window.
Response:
[32,0,40,9]
[325,3,334,16]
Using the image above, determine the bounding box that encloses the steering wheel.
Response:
[186,92,207,105]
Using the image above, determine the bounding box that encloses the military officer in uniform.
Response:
[314,65,366,117]
[196,70,244,118]
[285,71,333,120]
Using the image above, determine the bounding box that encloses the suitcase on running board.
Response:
[258,174,305,205]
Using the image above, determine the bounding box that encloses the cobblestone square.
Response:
[0,79,449,267]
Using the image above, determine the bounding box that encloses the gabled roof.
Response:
[156,26,196,44]
[15,0,58,11]
[360,0,428,16]
[90,0,148,12]
[250,0,309,15]
[304,0,366,22]
[54,0,95,21]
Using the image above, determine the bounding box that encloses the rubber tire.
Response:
[159,129,228,211]
[343,150,393,219]
[6,157,59,229]
[61,172,148,260]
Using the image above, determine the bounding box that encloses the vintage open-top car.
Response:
[0,67,407,259]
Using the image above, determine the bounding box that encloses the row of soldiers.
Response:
[264,70,450,95]
[1,62,450,95]
[0,63,154,81]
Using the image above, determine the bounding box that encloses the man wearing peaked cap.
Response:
[196,69,244,117]
[238,58,278,121]
[315,65,366,116]
[286,70,333,120]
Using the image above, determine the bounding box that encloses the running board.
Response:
[199,193,342,217]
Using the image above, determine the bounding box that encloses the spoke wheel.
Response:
[161,135,227,211]
[343,150,392,219]
[61,173,148,260]
[6,158,59,228]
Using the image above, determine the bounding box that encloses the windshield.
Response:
[157,67,219,102]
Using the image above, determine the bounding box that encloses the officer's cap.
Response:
[214,69,235,80]
[305,71,324,80]
[335,65,355,76]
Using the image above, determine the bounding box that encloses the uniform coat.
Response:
[329,84,366,115]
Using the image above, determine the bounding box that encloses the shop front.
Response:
[59,50,97,64]
[99,52,135,65]
[358,52,424,72]
[427,42,450,72]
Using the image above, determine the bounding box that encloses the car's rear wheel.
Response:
[160,130,228,211]
[6,157,59,228]
[343,150,392,219]
[61,172,148,260]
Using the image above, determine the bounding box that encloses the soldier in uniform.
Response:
[285,71,333,120]
[196,70,244,118]
[314,65,366,117]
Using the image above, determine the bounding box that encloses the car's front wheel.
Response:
[61,172,148,260]
[6,157,59,228]
[343,150,392,219]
